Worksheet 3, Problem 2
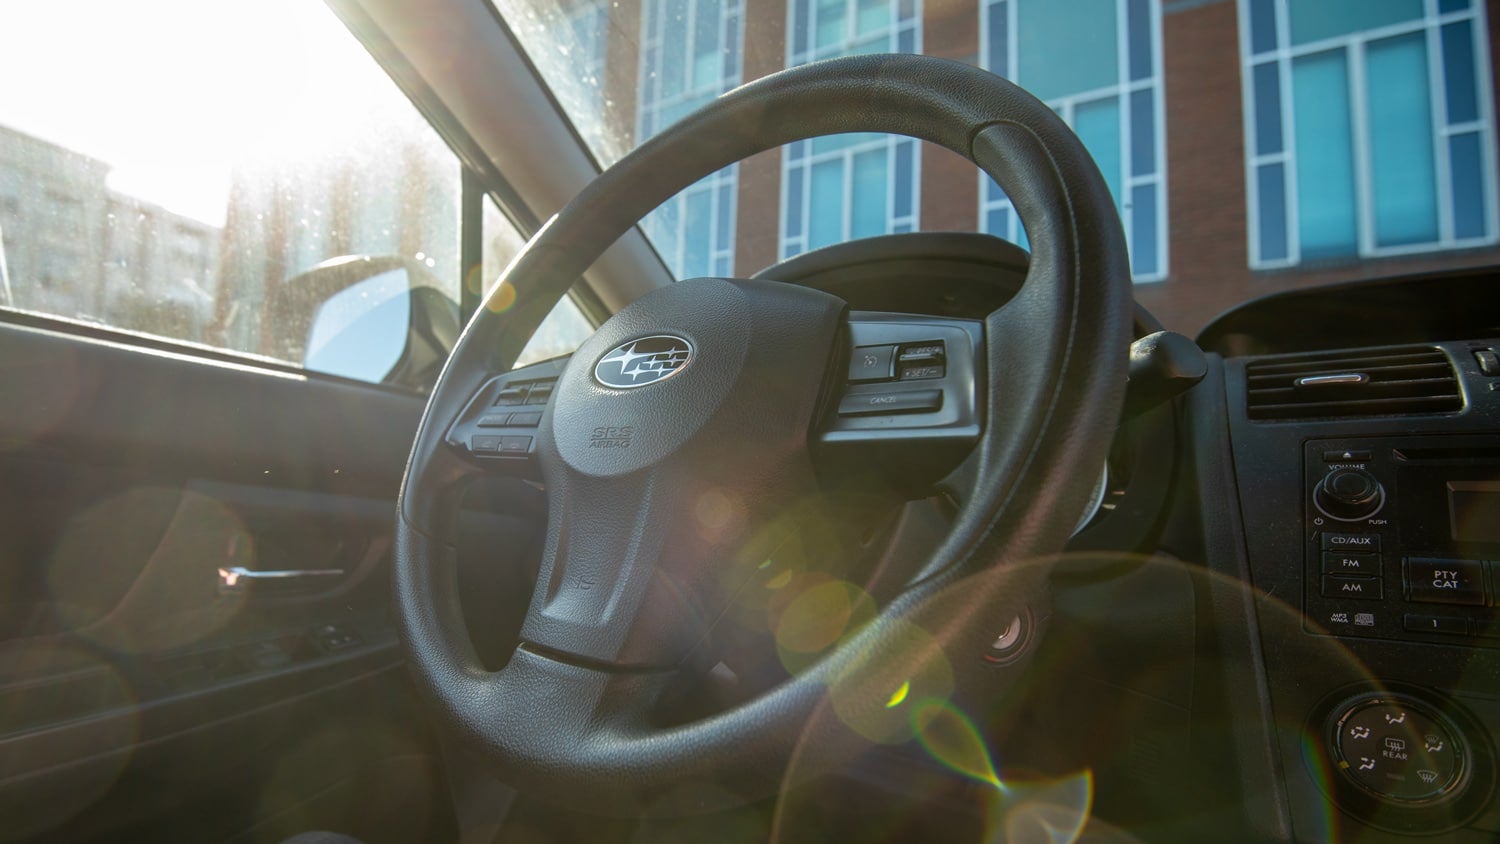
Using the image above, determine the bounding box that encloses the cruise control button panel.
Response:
[819,313,982,489]
[444,356,567,471]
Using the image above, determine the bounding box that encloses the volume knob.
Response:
[1315,467,1386,522]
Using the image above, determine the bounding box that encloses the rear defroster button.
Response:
[838,389,942,417]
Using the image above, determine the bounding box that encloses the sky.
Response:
[0,0,404,226]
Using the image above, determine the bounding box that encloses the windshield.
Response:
[493,0,1497,334]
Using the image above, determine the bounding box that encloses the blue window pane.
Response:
[856,0,890,36]
[897,27,915,54]
[816,0,844,50]
[808,159,844,249]
[723,14,740,84]
[893,141,913,218]
[642,48,658,107]
[985,207,1011,238]
[892,222,913,234]
[691,0,721,91]
[1074,96,1123,208]
[1442,21,1479,125]
[1292,49,1358,258]
[1130,184,1158,277]
[987,0,1008,74]
[649,197,682,273]
[898,0,916,22]
[851,148,888,239]
[789,140,807,162]
[1366,33,1439,247]
[1253,62,1283,156]
[813,132,882,155]
[683,189,712,277]
[640,111,655,138]
[647,0,659,35]
[716,181,733,247]
[661,0,689,99]
[784,242,802,259]
[1248,0,1277,55]
[1450,132,1487,239]
[1127,0,1152,81]
[792,0,809,57]
[786,167,804,239]
[1017,0,1118,100]
[714,256,730,276]
[986,179,1008,204]
[1439,0,1471,11]
[1257,163,1289,262]
[1130,89,1155,176]
[1289,0,1423,46]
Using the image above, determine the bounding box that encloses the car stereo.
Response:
[1303,434,1500,645]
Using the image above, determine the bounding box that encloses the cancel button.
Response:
[1405,558,1486,606]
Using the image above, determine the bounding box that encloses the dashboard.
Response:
[444,233,1500,841]
[1202,271,1500,840]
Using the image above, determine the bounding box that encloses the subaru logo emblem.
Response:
[593,334,693,389]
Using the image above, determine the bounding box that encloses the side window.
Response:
[0,0,462,389]
[481,198,595,367]
[978,0,1167,282]
[779,0,923,259]
[1240,0,1497,267]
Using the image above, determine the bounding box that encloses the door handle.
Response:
[218,566,345,593]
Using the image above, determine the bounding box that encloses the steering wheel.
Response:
[394,54,1131,813]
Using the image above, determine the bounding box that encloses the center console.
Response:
[1218,339,1500,840]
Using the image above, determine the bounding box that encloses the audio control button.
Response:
[1322,575,1384,600]
[1404,614,1470,635]
[1322,533,1381,552]
[1405,558,1486,606]
[1322,551,1381,576]
[1314,467,1387,522]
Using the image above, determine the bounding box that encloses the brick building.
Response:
[537,0,1499,334]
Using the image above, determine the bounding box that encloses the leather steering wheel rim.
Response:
[394,53,1131,814]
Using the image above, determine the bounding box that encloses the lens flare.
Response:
[826,619,955,744]
[885,680,911,709]
[775,579,877,677]
[485,279,518,313]
[912,700,1095,844]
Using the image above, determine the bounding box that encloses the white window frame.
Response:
[778,0,923,260]
[978,0,1168,283]
[1239,0,1499,269]
[637,0,744,277]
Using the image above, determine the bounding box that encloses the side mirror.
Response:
[274,256,461,391]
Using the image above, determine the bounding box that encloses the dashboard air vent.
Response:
[1245,346,1462,421]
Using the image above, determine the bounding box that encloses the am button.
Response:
[1321,575,1384,600]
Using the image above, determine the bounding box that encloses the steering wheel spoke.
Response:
[442,365,565,478]
[813,312,984,493]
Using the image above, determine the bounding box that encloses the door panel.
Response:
[0,317,469,842]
